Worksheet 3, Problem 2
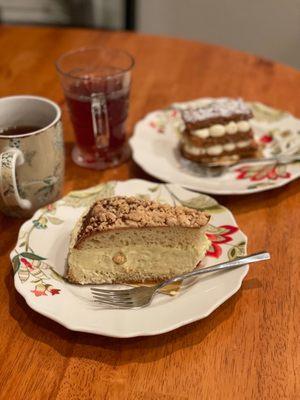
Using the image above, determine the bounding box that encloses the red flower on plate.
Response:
[46,203,55,212]
[235,164,291,181]
[31,284,47,297]
[149,120,165,133]
[49,288,60,296]
[20,257,34,270]
[170,109,179,118]
[260,134,273,144]
[30,284,61,297]
[206,225,239,258]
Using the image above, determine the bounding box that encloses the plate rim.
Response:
[14,266,248,338]
[11,178,249,337]
[130,101,300,195]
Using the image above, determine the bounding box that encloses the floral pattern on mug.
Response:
[9,138,21,148]
[0,150,21,214]
[0,98,64,218]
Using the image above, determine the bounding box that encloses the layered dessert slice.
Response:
[67,196,210,284]
[180,98,257,164]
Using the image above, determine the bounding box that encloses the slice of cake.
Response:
[180,98,257,164]
[67,196,210,284]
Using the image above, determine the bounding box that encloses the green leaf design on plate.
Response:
[168,190,224,214]
[148,185,159,193]
[203,204,226,214]
[275,164,289,177]
[250,102,287,123]
[33,217,48,229]
[20,252,46,261]
[135,194,151,201]
[227,241,246,260]
[12,255,20,273]
[247,182,275,190]
[180,196,215,209]
[49,267,65,282]
[62,182,116,207]
[206,225,232,235]
[48,216,64,225]
[18,267,30,283]
[18,241,26,247]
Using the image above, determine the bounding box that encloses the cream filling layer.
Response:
[183,140,252,156]
[191,120,251,138]
[68,233,210,283]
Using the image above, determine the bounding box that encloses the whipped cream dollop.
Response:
[191,120,251,138]
[183,140,252,156]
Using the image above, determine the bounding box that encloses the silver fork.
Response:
[188,154,300,177]
[207,153,300,168]
[91,251,270,309]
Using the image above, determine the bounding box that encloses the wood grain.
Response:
[0,25,299,400]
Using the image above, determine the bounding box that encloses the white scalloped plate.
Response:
[11,179,248,337]
[130,99,300,195]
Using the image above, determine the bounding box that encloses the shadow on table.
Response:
[5,270,261,365]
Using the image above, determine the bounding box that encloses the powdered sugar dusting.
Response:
[182,98,252,124]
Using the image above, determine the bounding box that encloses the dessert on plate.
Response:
[180,98,257,164]
[67,196,210,284]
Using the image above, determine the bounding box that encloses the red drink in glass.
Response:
[56,47,134,169]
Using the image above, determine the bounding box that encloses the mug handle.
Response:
[0,148,31,210]
[91,92,110,149]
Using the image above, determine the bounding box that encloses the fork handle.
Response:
[157,251,270,289]
[230,155,300,167]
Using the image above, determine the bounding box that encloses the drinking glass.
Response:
[56,46,134,169]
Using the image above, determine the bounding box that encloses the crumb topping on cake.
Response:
[75,196,210,245]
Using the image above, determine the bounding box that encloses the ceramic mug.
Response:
[0,95,64,217]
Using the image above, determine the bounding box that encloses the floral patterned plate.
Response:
[11,179,248,338]
[130,99,300,194]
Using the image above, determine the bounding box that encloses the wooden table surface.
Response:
[0,25,299,400]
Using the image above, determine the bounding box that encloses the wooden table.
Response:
[0,25,299,400]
